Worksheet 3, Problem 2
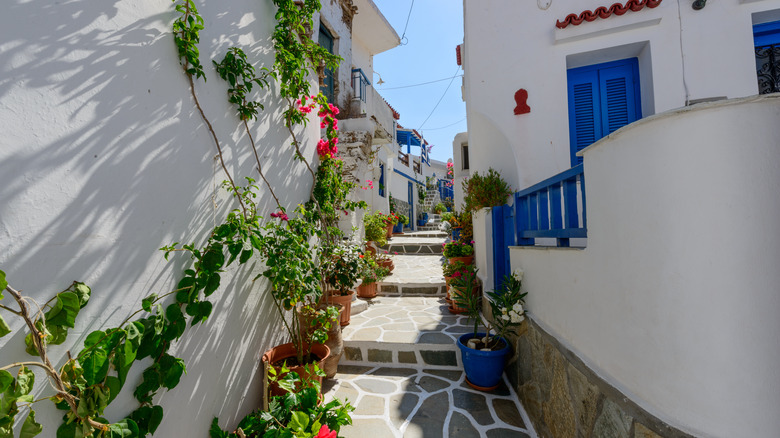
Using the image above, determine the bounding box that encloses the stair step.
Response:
[342,296,470,368]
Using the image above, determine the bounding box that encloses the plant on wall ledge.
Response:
[462,168,512,212]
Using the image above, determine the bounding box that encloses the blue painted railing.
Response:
[438,179,454,202]
[515,164,587,247]
[351,68,370,103]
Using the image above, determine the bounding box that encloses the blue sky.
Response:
[371,0,465,163]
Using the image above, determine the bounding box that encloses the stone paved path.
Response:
[324,223,537,437]
[324,365,534,438]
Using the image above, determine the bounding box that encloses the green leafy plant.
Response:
[322,244,363,296]
[417,184,427,203]
[433,203,446,214]
[454,273,527,350]
[210,364,353,438]
[397,214,409,226]
[442,241,474,258]
[363,211,388,247]
[359,254,390,285]
[462,168,513,213]
[442,260,472,278]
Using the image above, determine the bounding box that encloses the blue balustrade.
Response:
[351,68,370,103]
[514,164,587,247]
[437,179,454,202]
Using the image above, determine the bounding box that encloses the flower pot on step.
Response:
[356,281,378,298]
[449,256,474,265]
[323,291,355,326]
[262,342,330,397]
[457,333,510,391]
[297,305,343,379]
[385,224,393,239]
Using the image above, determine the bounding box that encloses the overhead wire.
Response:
[418,66,462,131]
[399,0,415,45]
[423,117,467,131]
[379,75,464,90]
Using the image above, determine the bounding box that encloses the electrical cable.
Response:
[423,117,467,131]
[399,0,415,45]
[418,66,462,131]
[379,75,464,90]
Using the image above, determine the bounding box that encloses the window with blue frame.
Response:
[754,20,780,94]
[378,163,385,197]
[567,58,641,166]
[318,25,335,103]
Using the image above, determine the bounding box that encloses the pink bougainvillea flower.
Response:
[320,121,327,128]
[393,252,398,255]
[270,211,289,221]
[316,425,337,438]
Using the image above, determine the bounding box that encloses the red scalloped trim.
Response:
[556,0,662,29]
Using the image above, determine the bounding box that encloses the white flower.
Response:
[510,313,524,323]
[513,270,524,281]
[512,303,523,313]
[501,307,507,314]
[501,314,510,321]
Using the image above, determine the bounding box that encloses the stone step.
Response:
[392,230,447,238]
[341,296,471,369]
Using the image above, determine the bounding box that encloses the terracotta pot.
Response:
[297,305,344,379]
[365,243,377,256]
[385,224,393,239]
[377,258,394,272]
[262,342,330,398]
[448,256,474,265]
[323,291,355,326]
[356,281,378,298]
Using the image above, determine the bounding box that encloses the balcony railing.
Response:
[413,159,421,174]
[398,151,409,167]
[438,179,453,202]
[515,164,587,247]
[351,68,370,103]
[756,43,780,94]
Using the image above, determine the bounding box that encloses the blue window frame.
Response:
[753,20,780,95]
[378,163,385,197]
[567,58,642,166]
[318,26,335,103]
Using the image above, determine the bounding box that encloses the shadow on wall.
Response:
[0,0,318,434]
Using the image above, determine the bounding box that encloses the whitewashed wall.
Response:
[452,131,469,208]
[0,0,326,435]
[510,95,780,438]
[462,0,780,191]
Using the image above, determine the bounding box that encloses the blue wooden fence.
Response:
[515,164,586,247]
[491,165,587,290]
[438,179,454,202]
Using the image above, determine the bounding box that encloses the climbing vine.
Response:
[0,0,361,436]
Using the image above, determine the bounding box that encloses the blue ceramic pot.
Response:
[417,219,427,227]
[457,333,510,389]
[393,223,403,233]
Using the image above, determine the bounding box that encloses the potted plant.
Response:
[441,212,461,240]
[447,264,480,314]
[375,252,394,273]
[297,305,342,379]
[322,243,362,326]
[210,365,354,437]
[454,272,526,391]
[442,260,471,303]
[363,211,388,249]
[394,214,409,234]
[433,202,446,215]
[383,212,399,239]
[356,253,390,298]
[443,241,475,265]
[462,168,513,213]
[417,209,429,227]
[257,209,331,396]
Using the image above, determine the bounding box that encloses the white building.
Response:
[0,0,399,435]
[459,1,780,437]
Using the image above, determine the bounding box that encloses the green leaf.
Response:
[106,419,140,438]
[0,315,10,338]
[133,367,162,403]
[48,324,69,345]
[164,304,185,341]
[142,294,158,312]
[0,270,6,299]
[203,273,220,297]
[72,282,91,308]
[159,355,186,389]
[0,371,12,394]
[45,292,80,328]
[288,411,309,432]
[84,330,106,349]
[14,366,34,397]
[20,409,42,438]
[105,376,122,404]
[130,405,163,435]
[239,249,253,264]
[81,349,109,386]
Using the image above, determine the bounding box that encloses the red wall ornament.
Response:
[556,0,663,29]
[513,89,531,115]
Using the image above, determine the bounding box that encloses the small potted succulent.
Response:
[454,272,526,391]
[443,241,475,265]
[356,253,390,299]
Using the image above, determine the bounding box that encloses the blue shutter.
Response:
[567,58,641,166]
[568,69,601,166]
